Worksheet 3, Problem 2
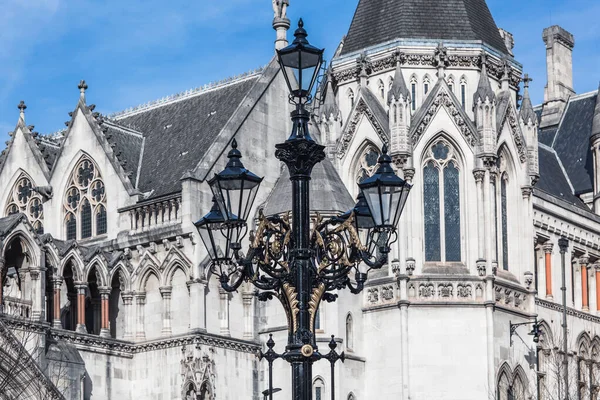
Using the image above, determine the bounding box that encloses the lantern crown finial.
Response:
[292,19,308,45]
[226,139,243,168]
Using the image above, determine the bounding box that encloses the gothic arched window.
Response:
[346,313,353,350]
[447,76,455,93]
[410,76,417,111]
[495,152,512,271]
[356,146,380,184]
[5,173,44,234]
[313,378,325,400]
[423,76,431,96]
[460,77,467,110]
[348,89,355,108]
[378,79,385,99]
[423,140,461,263]
[63,156,107,240]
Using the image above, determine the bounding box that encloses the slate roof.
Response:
[37,139,61,170]
[0,213,27,236]
[114,74,261,198]
[103,121,144,188]
[263,158,355,216]
[536,145,587,210]
[340,0,508,56]
[361,87,390,137]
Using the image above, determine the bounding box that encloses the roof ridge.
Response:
[103,119,145,137]
[110,66,265,120]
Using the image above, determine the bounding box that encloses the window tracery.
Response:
[5,174,44,234]
[356,146,380,184]
[63,157,107,240]
[423,140,461,263]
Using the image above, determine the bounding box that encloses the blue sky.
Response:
[1,0,599,141]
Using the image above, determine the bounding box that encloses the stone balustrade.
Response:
[2,296,33,319]
[121,195,182,232]
[363,275,533,314]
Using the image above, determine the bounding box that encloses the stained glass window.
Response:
[5,174,44,231]
[66,213,77,240]
[424,161,441,261]
[501,178,509,271]
[81,200,92,239]
[64,156,107,240]
[96,206,107,235]
[444,163,461,262]
[315,388,322,400]
[423,141,462,263]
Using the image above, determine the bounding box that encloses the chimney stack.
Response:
[540,25,575,128]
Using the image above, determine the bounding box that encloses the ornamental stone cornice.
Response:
[332,51,521,88]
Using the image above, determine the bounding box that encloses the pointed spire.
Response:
[78,80,88,102]
[592,82,600,138]
[387,59,410,105]
[473,53,496,106]
[520,74,536,125]
[321,73,339,119]
[17,101,26,122]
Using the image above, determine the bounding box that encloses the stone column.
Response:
[160,286,172,336]
[135,292,146,340]
[403,168,415,270]
[474,169,486,263]
[122,292,134,340]
[483,168,493,271]
[75,283,87,333]
[489,172,498,269]
[52,278,63,328]
[242,287,254,339]
[596,266,600,315]
[589,264,597,313]
[544,242,554,299]
[29,269,42,320]
[188,279,207,332]
[219,287,230,336]
[485,275,495,397]
[399,300,410,400]
[580,256,590,311]
[99,287,111,338]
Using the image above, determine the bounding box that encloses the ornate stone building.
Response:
[0,0,599,399]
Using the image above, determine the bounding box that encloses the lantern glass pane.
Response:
[362,186,383,226]
[212,178,260,222]
[198,226,219,261]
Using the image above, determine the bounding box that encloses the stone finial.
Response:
[473,53,495,106]
[320,72,339,120]
[357,52,370,87]
[387,57,410,105]
[78,80,88,101]
[17,101,26,120]
[520,74,537,125]
[500,57,511,92]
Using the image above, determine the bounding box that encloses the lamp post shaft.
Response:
[276,108,326,400]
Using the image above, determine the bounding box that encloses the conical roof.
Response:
[519,76,537,125]
[473,61,495,105]
[263,158,355,216]
[387,61,411,104]
[341,0,508,56]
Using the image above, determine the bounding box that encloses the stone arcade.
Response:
[1,0,599,399]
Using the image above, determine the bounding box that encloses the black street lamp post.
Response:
[195,19,412,400]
